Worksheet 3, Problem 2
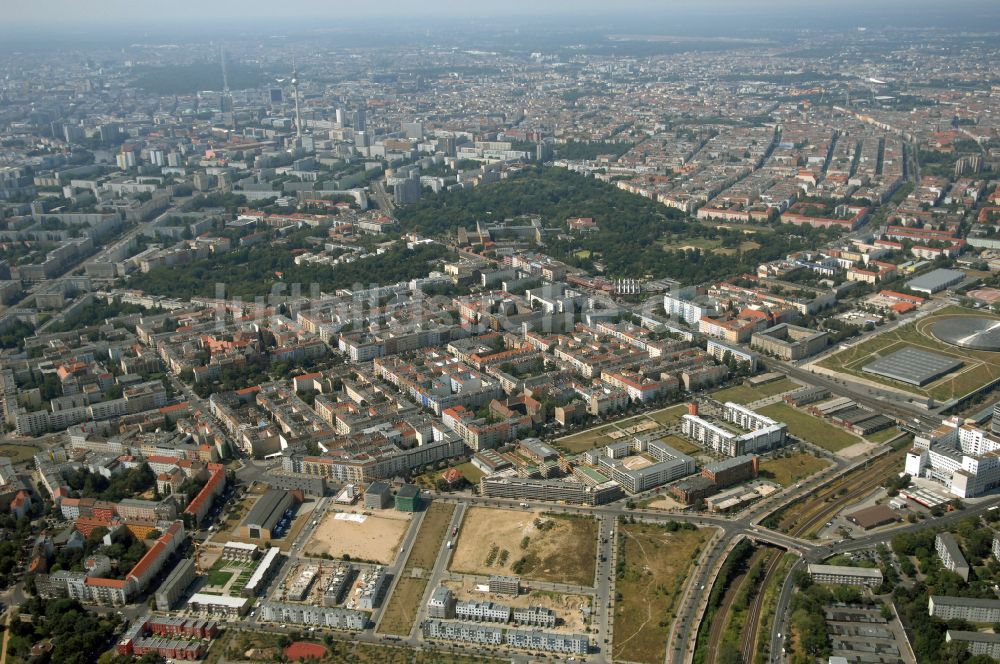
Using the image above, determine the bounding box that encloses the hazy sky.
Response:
[3,0,999,34]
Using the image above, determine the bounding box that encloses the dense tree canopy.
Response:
[126,235,451,300]
[65,463,156,502]
[396,165,839,283]
[10,598,119,664]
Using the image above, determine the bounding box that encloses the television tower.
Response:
[220,46,229,96]
[220,46,234,123]
[291,60,302,139]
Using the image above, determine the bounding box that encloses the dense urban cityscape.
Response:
[2,1,1000,663]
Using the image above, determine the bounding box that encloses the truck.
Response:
[519,502,529,508]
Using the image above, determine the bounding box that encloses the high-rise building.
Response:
[99,123,123,144]
[63,124,84,143]
[353,106,367,132]
[403,121,423,139]
[116,151,137,170]
[392,177,421,206]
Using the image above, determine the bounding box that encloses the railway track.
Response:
[737,550,781,664]
[737,449,905,662]
[702,549,762,663]
[775,448,905,537]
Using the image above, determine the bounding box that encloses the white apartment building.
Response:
[260,602,367,630]
[455,600,511,623]
[682,403,786,457]
[664,292,718,325]
[905,418,1000,498]
[935,532,970,581]
[807,564,883,587]
[930,595,1000,623]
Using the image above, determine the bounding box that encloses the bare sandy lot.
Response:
[303,508,412,564]
[645,495,686,511]
[622,420,658,435]
[622,455,653,470]
[443,577,592,632]
[838,440,878,459]
[449,507,597,587]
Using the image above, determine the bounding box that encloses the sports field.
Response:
[816,306,1000,401]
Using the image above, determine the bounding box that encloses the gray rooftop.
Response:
[936,532,969,567]
[704,454,756,474]
[862,346,963,386]
[931,595,1000,608]
[906,268,966,293]
[947,630,1000,643]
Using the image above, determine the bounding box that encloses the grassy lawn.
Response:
[207,569,233,587]
[648,404,688,425]
[660,434,701,455]
[0,444,39,464]
[759,453,831,486]
[406,503,455,570]
[816,306,1000,401]
[865,426,902,444]
[662,237,722,252]
[613,523,712,664]
[378,502,455,636]
[711,378,797,405]
[455,461,484,484]
[378,576,427,636]
[553,425,618,453]
[758,403,859,452]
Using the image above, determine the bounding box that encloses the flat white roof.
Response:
[188,593,248,608]
[807,564,882,578]
[223,541,259,551]
[245,546,281,590]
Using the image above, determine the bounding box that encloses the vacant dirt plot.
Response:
[304,509,412,564]
[450,508,597,587]
[645,495,686,511]
[613,523,712,664]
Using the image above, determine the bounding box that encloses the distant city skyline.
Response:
[3,0,1000,32]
